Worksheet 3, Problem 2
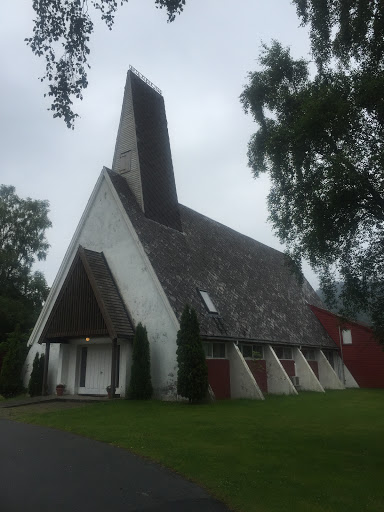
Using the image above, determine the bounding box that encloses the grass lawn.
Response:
[14,389,384,512]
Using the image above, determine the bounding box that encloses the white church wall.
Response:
[22,342,60,394]
[23,175,179,398]
[228,343,264,399]
[75,177,179,399]
[317,350,345,390]
[264,345,298,395]
[293,348,324,392]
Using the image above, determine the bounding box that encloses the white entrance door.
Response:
[78,345,112,395]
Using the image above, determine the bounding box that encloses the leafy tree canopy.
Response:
[292,0,384,71]
[240,3,384,341]
[0,185,51,342]
[0,326,28,398]
[241,39,384,342]
[27,0,186,128]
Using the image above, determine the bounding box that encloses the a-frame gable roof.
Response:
[40,246,134,342]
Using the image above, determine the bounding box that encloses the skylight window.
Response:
[198,290,218,314]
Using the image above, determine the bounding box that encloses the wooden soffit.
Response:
[40,246,134,343]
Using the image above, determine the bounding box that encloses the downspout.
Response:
[338,326,346,385]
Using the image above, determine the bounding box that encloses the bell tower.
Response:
[112,66,182,232]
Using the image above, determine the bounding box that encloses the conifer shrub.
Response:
[176,305,208,402]
[28,352,45,397]
[0,326,28,398]
[128,323,153,399]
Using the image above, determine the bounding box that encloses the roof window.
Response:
[198,289,218,315]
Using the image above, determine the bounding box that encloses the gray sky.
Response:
[0,0,319,288]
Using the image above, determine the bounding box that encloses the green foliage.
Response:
[128,323,153,400]
[28,353,45,397]
[241,40,384,343]
[316,283,373,325]
[27,0,185,128]
[0,185,50,343]
[176,305,208,402]
[292,0,384,71]
[0,326,28,398]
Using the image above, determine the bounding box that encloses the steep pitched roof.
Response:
[107,170,336,349]
[40,246,134,342]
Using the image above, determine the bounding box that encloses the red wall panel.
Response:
[281,360,296,377]
[310,305,384,388]
[308,360,319,379]
[246,360,268,393]
[206,359,231,399]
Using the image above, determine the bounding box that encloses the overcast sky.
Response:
[1,0,319,288]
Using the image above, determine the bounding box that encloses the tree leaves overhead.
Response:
[27,0,186,128]
[293,0,384,70]
[241,40,384,341]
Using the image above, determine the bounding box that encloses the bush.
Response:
[28,352,45,397]
[0,326,28,398]
[176,305,208,402]
[128,323,153,399]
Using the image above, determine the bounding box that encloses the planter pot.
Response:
[56,387,64,396]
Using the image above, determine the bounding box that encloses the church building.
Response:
[24,67,358,399]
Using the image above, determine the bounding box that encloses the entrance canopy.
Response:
[40,246,134,343]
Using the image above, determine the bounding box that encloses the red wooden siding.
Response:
[206,359,231,399]
[308,360,319,379]
[246,360,268,393]
[310,305,384,388]
[281,360,296,377]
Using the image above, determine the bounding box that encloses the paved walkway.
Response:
[0,418,230,512]
[0,394,108,409]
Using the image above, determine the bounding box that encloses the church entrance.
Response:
[78,344,120,395]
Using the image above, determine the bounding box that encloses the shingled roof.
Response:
[81,248,135,339]
[107,170,335,349]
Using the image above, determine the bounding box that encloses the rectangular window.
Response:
[241,344,253,359]
[203,342,226,359]
[302,348,316,361]
[342,329,352,345]
[323,350,334,368]
[273,346,293,360]
[239,344,264,359]
[203,342,212,358]
[212,343,226,358]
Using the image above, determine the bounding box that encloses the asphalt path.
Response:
[0,418,230,512]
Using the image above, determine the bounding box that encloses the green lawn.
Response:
[14,390,384,512]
